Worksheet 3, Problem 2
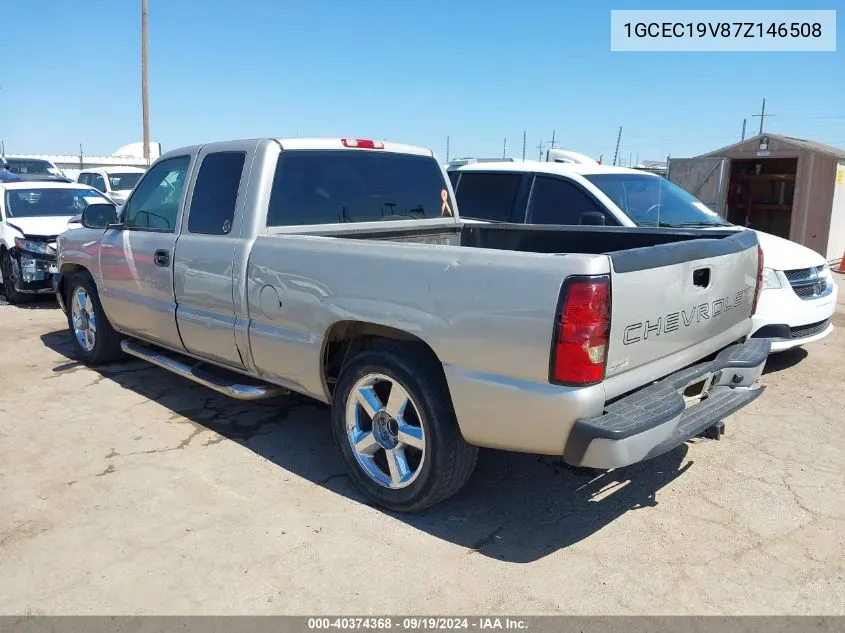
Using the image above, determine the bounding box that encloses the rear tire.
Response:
[331,341,478,512]
[1,252,33,304]
[66,271,123,364]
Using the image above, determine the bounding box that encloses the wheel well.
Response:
[58,264,87,299]
[321,321,442,396]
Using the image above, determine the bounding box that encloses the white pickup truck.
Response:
[448,158,837,352]
[54,137,769,511]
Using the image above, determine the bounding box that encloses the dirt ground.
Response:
[0,277,843,615]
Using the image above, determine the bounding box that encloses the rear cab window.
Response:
[266,150,454,227]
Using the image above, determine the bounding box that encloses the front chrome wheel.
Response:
[345,373,426,489]
[71,287,97,352]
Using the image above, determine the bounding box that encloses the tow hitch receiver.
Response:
[699,421,726,441]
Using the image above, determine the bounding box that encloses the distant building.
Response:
[1,141,161,180]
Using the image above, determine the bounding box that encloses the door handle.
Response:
[153,249,170,267]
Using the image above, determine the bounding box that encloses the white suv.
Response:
[77,166,146,205]
[449,159,837,353]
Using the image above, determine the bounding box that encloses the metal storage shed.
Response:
[667,134,845,262]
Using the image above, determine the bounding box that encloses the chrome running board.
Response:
[120,339,289,401]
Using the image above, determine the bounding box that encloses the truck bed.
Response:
[307,220,746,264]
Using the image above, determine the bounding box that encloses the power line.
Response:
[752,98,775,135]
[612,127,622,166]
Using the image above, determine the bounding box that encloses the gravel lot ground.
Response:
[1,276,843,615]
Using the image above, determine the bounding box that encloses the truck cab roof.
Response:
[154,138,436,163]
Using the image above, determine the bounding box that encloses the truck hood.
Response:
[4,215,76,237]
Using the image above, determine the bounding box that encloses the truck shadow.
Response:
[0,292,59,310]
[41,329,693,564]
[762,347,808,374]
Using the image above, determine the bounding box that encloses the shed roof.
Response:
[699,133,845,160]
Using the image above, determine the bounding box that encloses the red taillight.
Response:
[341,138,384,149]
[551,277,610,385]
[752,247,764,314]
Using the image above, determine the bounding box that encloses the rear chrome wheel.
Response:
[331,342,478,512]
[345,373,426,489]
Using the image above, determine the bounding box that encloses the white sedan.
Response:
[0,181,110,304]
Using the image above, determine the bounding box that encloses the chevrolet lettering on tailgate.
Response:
[623,285,755,345]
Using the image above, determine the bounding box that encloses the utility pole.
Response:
[741,118,747,141]
[502,137,507,159]
[550,130,556,149]
[446,135,450,162]
[612,126,622,166]
[141,0,151,166]
[79,144,84,170]
[753,98,774,136]
[537,139,545,160]
[522,131,526,160]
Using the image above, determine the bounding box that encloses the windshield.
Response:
[585,173,731,227]
[108,172,143,191]
[5,159,54,175]
[4,188,109,218]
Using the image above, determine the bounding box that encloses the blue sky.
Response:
[1,0,842,163]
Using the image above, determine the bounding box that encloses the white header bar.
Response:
[611,10,836,52]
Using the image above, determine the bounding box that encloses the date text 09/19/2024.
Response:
[307,617,528,630]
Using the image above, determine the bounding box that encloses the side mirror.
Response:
[81,203,119,229]
[579,211,607,226]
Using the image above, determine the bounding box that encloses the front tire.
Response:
[1,252,33,304]
[331,341,478,512]
[66,272,123,364]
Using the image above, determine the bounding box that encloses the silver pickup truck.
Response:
[54,137,770,511]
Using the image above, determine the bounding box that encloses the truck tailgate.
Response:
[604,230,760,392]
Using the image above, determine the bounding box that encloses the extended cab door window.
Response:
[452,172,522,222]
[187,152,246,235]
[78,174,90,185]
[123,156,191,232]
[527,175,617,226]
